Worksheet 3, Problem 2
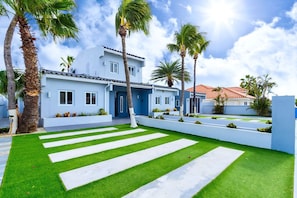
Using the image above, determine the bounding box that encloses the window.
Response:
[244,102,248,106]
[110,62,119,73]
[129,65,136,76]
[165,97,170,104]
[86,92,96,105]
[155,96,161,105]
[175,99,180,107]
[59,91,73,105]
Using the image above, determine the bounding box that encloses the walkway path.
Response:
[0,136,12,186]
[124,147,244,198]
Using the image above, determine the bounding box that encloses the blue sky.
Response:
[0,0,297,97]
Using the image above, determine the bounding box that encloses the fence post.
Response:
[271,96,295,154]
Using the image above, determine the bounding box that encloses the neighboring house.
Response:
[187,84,255,106]
[187,84,256,115]
[40,46,182,125]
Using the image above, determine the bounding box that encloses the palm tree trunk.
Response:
[4,16,18,134]
[180,53,185,117]
[119,26,137,128]
[17,16,40,133]
[193,57,197,115]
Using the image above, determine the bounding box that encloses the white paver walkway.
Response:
[0,137,12,186]
[39,127,118,140]
[124,146,244,198]
[60,139,197,190]
[43,128,146,148]
[49,133,168,163]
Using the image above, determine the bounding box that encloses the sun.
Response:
[201,0,241,32]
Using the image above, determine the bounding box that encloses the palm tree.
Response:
[115,0,152,128]
[60,55,75,73]
[189,34,209,114]
[151,60,191,87]
[2,0,78,132]
[167,23,198,116]
[0,70,25,98]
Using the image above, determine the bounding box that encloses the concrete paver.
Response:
[0,136,12,186]
[124,147,244,198]
[59,139,197,190]
[39,127,118,140]
[43,128,146,148]
[49,133,168,163]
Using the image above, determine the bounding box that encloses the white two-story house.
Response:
[40,46,182,125]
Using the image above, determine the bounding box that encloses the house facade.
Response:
[39,46,184,126]
[187,84,256,115]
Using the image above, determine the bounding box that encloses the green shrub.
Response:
[0,128,9,133]
[227,123,237,128]
[195,120,202,124]
[165,108,170,112]
[79,112,87,116]
[178,117,184,122]
[98,108,108,115]
[152,108,161,112]
[148,115,153,118]
[211,116,218,119]
[173,108,177,111]
[265,120,272,124]
[257,126,272,133]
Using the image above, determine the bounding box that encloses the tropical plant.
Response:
[167,23,199,117]
[212,87,228,114]
[60,55,75,73]
[115,0,152,128]
[151,60,190,87]
[188,32,209,115]
[0,70,25,99]
[241,74,277,116]
[295,99,297,106]
[1,0,78,132]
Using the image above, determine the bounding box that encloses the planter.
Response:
[151,111,179,117]
[43,115,112,128]
[136,116,271,149]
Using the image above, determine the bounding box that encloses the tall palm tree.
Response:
[60,55,75,72]
[189,34,209,114]
[115,0,152,128]
[151,60,191,87]
[2,0,78,132]
[167,23,198,116]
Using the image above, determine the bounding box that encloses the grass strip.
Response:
[0,124,293,197]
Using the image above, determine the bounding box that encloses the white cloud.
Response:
[189,19,297,97]
[286,2,297,21]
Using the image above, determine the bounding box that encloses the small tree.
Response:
[212,87,227,114]
[60,56,75,73]
[240,74,277,116]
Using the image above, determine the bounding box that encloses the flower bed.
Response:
[43,114,112,128]
[136,116,271,149]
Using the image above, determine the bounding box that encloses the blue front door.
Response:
[116,92,129,117]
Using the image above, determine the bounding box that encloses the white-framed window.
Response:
[129,65,136,76]
[85,92,97,105]
[165,97,170,104]
[59,90,73,105]
[110,62,119,73]
[155,96,161,105]
[244,102,248,106]
[175,99,180,107]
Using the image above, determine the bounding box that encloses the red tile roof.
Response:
[187,84,255,99]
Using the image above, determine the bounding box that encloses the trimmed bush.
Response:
[195,120,202,124]
[211,116,218,119]
[152,108,161,112]
[257,126,272,133]
[227,123,237,128]
[178,117,184,122]
[265,120,272,124]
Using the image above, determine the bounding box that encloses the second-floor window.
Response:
[165,97,170,104]
[86,92,96,105]
[110,62,119,73]
[129,65,136,76]
[59,90,73,105]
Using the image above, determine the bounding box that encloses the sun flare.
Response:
[202,0,240,31]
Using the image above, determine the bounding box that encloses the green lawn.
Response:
[0,124,293,197]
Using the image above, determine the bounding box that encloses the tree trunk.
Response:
[4,16,18,134]
[193,56,197,115]
[119,25,137,128]
[180,50,185,117]
[17,16,40,133]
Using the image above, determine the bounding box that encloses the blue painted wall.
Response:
[295,107,297,118]
[271,96,295,154]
